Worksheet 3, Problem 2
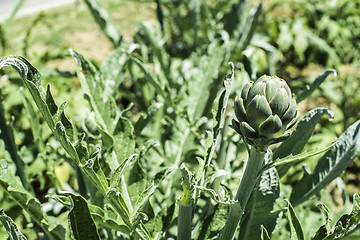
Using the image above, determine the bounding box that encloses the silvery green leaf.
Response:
[290,120,360,206]
[274,108,334,177]
[0,55,79,163]
[70,50,135,171]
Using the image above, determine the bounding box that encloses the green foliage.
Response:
[312,193,360,240]
[296,69,337,103]
[82,0,122,47]
[286,200,304,240]
[0,0,360,239]
[0,210,27,240]
[260,0,360,68]
[0,159,66,239]
[67,193,100,240]
[290,120,360,206]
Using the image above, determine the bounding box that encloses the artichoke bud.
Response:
[232,75,299,150]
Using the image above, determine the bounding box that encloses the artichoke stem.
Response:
[178,163,193,240]
[218,147,266,240]
[178,201,193,240]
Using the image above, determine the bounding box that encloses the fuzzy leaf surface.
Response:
[83,0,121,47]
[0,55,79,162]
[286,200,304,240]
[71,50,135,170]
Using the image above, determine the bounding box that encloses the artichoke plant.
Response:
[232,75,299,150]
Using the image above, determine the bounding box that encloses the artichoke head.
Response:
[232,75,299,150]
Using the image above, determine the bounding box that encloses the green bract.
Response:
[232,75,299,150]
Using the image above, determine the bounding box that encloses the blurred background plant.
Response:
[0,0,360,239]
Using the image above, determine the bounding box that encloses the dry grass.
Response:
[2,0,156,65]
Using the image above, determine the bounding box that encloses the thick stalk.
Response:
[218,147,266,240]
[178,163,193,240]
[178,201,193,240]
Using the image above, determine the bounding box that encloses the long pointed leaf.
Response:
[0,55,131,228]
[0,99,31,191]
[0,55,79,163]
[285,200,304,240]
[290,120,360,206]
[296,70,337,103]
[70,50,135,169]
[237,3,262,53]
[262,142,335,172]
[274,108,334,177]
[83,0,122,47]
[313,193,360,239]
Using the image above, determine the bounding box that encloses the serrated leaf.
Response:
[133,167,172,218]
[113,116,135,164]
[67,193,100,240]
[0,55,80,164]
[213,62,233,138]
[89,204,131,234]
[195,62,233,192]
[134,103,163,136]
[263,142,335,171]
[71,50,135,170]
[183,41,226,121]
[0,53,132,231]
[296,69,337,103]
[100,44,132,93]
[96,124,114,150]
[235,3,262,56]
[135,222,152,240]
[19,88,44,151]
[80,151,108,194]
[0,210,27,240]
[313,193,360,240]
[223,0,248,37]
[313,225,328,240]
[290,120,360,206]
[139,23,173,87]
[197,204,228,240]
[274,108,334,177]
[110,154,138,189]
[331,193,360,239]
[128,54,171,105]
[106,189,131,224]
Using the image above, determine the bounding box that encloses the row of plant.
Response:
[0,0,360,239]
